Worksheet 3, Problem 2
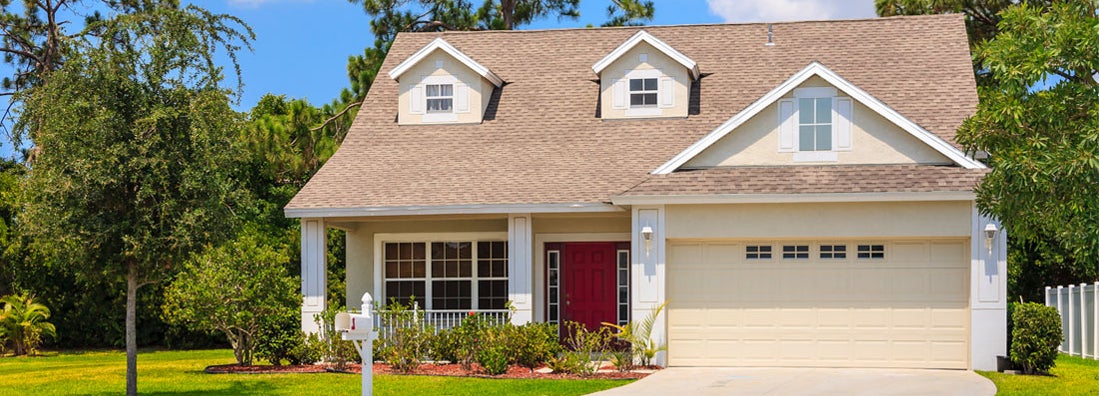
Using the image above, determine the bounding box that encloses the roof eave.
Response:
[592,30,701,80]
[284,202,624,219]
[611,191,977,206]
[387,37,504,87]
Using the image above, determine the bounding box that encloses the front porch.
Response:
[298,209,668,341]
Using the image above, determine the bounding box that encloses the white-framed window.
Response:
[782,245,809,259]
[616,250,630,326]
[425,84,454,113]
[546,250,561,325]
[629,78,658,108]
[798,97,832,151]
[381,239,508,310]
[746,245,773,260]
[857,244,885,259]
[820,244,847,259]
[778,87,853,160]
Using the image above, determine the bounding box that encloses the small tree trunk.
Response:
[126,260,138,396]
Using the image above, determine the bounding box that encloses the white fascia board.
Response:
[611,191,976,205]
[651,61,986,174]
[284,202,623,218]
[592,30,700,80]
[387,37,504,87]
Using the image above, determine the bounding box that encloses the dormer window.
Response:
[629,78,658,108]
[798,97,832,151]
[426,84,454,113]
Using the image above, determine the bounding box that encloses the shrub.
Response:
[508,322,561,370]
[603,301,666,367]
[288,332,324,365]
[430,328,459,363]
[608,340,634,372]
[1010,302,1063,374]
[477,342,510,375]
[553,321,610,376]
[313,306,358,370]
[375,299,429,373]
[254,309,301,366]
[450,312,492,370]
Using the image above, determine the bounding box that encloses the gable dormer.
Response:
[593,30,699,119]
[388,38,503,125]
[653,62,985,173]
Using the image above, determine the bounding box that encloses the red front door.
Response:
[562,242,618,331]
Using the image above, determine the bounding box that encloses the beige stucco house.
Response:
[285,14,1008,370]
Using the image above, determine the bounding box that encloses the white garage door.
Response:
[667,240,969,369]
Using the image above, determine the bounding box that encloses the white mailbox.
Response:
[335,312,373,340]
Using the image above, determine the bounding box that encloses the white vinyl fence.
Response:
[1045,283,1099,360]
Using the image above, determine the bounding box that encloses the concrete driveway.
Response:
[590,367,996,396]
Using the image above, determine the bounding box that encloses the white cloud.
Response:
[705,0,877,23]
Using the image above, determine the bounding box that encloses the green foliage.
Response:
[430,328,460,362]
[553,321,610,376]
[601,0,653,27]
[447,311,492,369]
[1010,302,1063,375]
[313,305,359,370]
[162,230,298,366]
[602,301,666,367]
[476,341,510,375]
[957,2,1099,280]
[374,299,429,373]
[0,293,56,356]
[507,322,561,370]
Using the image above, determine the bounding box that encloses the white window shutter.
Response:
[778,99,797,152]
[612,79,627,109]
[455,83,470,113]
[409,84,424,114]
[834,97,853,151]
[659,76,674,108]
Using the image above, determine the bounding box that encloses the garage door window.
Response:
[782,245,809,259]
[746,245,772,259]
[820,245,847,259]
[857,244,885,259]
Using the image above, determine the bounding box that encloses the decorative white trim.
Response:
[593,30,700,80]
[532,233,631,323]
[631,205,666,366]
[372,232,509,310]
[300,218,327,334]
[508,214,533,324]
[651,61,986,174]
[611,191,976,206]
[284,202,623,218]
[388,37,504,87]
[792,151,838,162]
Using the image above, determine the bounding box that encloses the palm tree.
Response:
[0,293,57,355]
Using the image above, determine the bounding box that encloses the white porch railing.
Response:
[372,303,511,336]
[1045,283,1099,360]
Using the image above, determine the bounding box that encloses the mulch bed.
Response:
[206,362,656,380]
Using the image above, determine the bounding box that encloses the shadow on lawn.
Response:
[82,381,278,396]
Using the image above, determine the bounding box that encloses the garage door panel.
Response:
[668,240,969,369]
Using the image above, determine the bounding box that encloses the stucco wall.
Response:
[665,201,972,239]
[683,76,952,167]
[599,41,690,119]
[397,50,492,125]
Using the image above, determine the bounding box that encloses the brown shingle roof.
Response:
[618,165,988,197]
[287,15,980,212]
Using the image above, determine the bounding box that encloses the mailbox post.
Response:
[335,293,376,396]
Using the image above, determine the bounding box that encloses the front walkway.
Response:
[590,367,996,396]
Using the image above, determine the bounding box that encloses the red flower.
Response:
[468,311,476,317]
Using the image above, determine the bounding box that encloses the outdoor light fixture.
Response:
[641,226,653,256]
[984,223,998,255]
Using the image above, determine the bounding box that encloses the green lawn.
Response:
[979,354,1099,395]
[0,349,632,395]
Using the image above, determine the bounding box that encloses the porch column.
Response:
[508,213,533,324]
[301,218,328,333]
[970,208,1008,370]
[632,206,667,366]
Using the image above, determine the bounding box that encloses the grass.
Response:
[979,354,1099,395]
[0,349,632,395]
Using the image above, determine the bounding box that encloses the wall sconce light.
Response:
[984,223,998,255]
[641,226,653,256]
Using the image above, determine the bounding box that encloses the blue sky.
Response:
[207,0,876,111]
[0,0,878,158]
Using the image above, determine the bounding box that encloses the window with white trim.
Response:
[782,245,809,259]
[798,97,831,151]
[425,84,454,113]
[616,250,630,326]
[857,244,885,259]
[383,240,507,310]
[629,78,658,108]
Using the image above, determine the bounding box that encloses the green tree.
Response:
[162,230,298,366]
[0,293,56,355]
[601,0,653,27]
[956,2,1099,282]
[15,4,252,394]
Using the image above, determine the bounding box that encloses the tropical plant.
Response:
[602,301,666,367]
[0,293,56,355]
[555,321,610,376]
